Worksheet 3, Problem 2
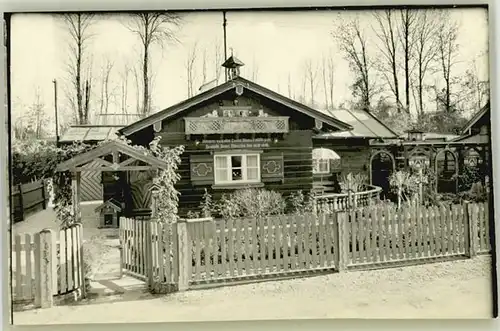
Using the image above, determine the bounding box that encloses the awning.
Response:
[312,148,340,160]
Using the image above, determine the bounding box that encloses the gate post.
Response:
[176,219,190,291]
[335,212,349,271]
[464,202,478,258]
[35,229,54,308]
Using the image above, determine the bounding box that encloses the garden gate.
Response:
[119,216,179,290]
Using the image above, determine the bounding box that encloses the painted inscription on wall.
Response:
[202,138,271,149]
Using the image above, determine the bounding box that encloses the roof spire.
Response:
[222,51,244,80]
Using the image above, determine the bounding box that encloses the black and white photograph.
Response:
[3,4,497,324]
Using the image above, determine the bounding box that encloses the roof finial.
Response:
[222,52,245,80]
[230,47,234,57]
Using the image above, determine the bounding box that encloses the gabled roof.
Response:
[59,125,122,143]
[461,101,490,135]
[118,76,353,136]
[95,198,122,213]
[56,140,168,172]
[314,108,398,139]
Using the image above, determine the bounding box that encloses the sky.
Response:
[9,7,489,135]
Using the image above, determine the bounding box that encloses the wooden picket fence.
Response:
[120,218,179,286]
[346,202,491,269]
[11,179,49,223]
[119,202,491,293]
[187,215,339,286]
[11,224,85,309]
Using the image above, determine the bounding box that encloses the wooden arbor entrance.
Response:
[56,140,169,224]
[369,140,491,196]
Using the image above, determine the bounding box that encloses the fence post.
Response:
[35,229,53,308]
[464,203,478,258]
[41,180,47,210]
[146,220,153,289]
[176,219,190,291]
[77,224,87,299]
[335,212,349,271]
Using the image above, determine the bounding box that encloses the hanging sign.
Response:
[202,138,271,150]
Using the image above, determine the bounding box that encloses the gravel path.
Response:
[14,255,494,324]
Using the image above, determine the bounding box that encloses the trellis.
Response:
[56,140,169,222]
[368,140,490,194]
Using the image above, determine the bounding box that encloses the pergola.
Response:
[56,140,168,222]
[368,139,490,194]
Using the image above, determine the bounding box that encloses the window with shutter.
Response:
[261,152,284,183]
[190,154,214,185]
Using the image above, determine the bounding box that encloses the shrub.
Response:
[220,188,286,219]
[339,173,367,193]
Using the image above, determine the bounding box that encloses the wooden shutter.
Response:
[190,154,214,186]
[261,152,284,183]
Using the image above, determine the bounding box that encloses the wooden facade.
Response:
[119,76,355,215]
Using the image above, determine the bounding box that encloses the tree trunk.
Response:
[405,32,410,112]
[143,44,149,117]
[76,15,83,124]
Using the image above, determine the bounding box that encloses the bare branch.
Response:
[60,13,96,124]
[123,12,182,117]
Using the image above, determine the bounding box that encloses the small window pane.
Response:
[216,169,228,182]
[231,156,242,168]
[247,155,258,167]
[319,160,329,173]
[232,168,243,181]
[247,168,259,180]
[215,156,228,169]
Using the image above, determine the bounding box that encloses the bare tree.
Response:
[287,73,293,99]
[372,10,402,110]
[436,16,460,112]
[456,58,489,113]
[398,9,417,113]
[412,10,441,118]
[334,16,372,109]
[303,59,318,107]
[201,47,208,85]
[26,87,48,139]
[124,12,181,117]
[251,56,259,82]
[98,57,116,114]
[185,42,198,98]
[320,53,336,110]
[119,61,131,114]
[62,13,96,124]
[214,41,223,84]
[131,65,142,115]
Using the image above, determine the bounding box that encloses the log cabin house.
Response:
[113,57,398,216]
[57,58,490,221]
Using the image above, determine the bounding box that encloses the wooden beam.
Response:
[73,165,157,172]
[118,157,138,167]
[112,150,119,164]
[57,140,169,172]
[94,157,114,168]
